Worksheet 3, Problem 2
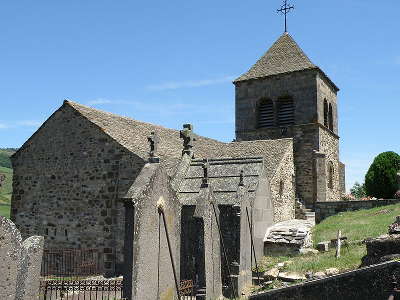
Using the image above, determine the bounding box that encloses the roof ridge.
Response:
[64,100,172,131]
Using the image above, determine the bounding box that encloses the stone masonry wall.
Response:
[235,70,318,134]
[319,128,340,202]
[235,69,343,207]
[238,125,318,206]
[315,199,400,223]
[339,161,346,195]
[270,147,295,222]
[11,104,145,274]
[316,74,338,135]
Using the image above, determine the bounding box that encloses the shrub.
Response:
[365,151,400,199]
[350,182,366,199]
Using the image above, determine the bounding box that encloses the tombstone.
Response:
[16,236,45,300]
[192,186,223,300]
[236,181,253,297]
[0,216,44,300]
[123,163,180,300]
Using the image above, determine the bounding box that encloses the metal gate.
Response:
[39,279,125,300]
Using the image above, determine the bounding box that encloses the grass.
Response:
[260,203,400,274]
[0,166,12,205]
[0,204,10,218]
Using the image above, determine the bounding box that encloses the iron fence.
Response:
[41,248,103,279]
[39,280,125,300]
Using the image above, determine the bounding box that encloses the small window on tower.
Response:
[328,103,334,131]
[279,180,284,196]
[278,97,294,126]
[324,99,329,127]
[258,99,274,128]
[328,162,334,189]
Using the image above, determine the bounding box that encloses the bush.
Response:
[365,151,400,199]
[350,182,366,199]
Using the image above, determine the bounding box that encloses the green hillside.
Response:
[0,148,16,168]
[260,203,400,277]
[0,149,15,217]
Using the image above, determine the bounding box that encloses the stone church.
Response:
[10,32,345,299]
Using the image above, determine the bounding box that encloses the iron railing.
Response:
[39,279,124,300]
[41,248,103,279]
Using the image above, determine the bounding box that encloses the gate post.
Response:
[122,199,135,300]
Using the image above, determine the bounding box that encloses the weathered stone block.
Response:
[0,217,44,300]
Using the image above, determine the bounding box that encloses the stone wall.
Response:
[315,199,400,223]
[339,162,346,195]
[249,261,400,300]
[319,128,340,202]
[270,146,295,222]
[235,70,318,133]
[316,74,338,135]
[11,104,145,275]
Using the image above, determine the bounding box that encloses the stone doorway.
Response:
[180,206,206,294]
[219,205,241,297]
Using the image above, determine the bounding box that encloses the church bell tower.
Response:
[234,32,345,206]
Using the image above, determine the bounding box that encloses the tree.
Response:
[350,182,366,198]
[365,151,400,199]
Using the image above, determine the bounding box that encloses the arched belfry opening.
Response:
[257,99,274,128]
[277,96,294,126]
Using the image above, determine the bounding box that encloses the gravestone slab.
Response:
[0,217,44,300]
[0,216,22,300]
[16,236,44,300]
[194,186,223,300]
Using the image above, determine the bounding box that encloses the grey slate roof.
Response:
[234,33,339,91]
[177,157,264,205]
[63,101,293,181]
[13,100,293,182]
[235,33,316,82]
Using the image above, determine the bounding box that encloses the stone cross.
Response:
[180,124,196,157]
[147,131,160,162]
[202,159,210,187]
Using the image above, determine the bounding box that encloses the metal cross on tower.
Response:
[277,0,295,33]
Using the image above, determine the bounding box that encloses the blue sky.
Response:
[0,0,399,191]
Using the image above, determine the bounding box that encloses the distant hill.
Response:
[0,148,17,168]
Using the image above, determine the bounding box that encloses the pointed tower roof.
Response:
[235,33,330,84]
